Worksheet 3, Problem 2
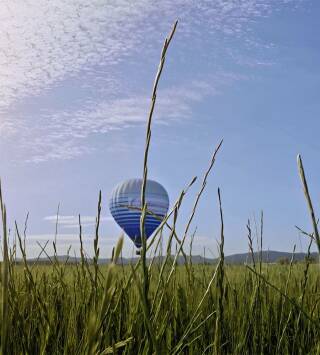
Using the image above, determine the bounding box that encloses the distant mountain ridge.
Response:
[220,250,318,264]
[20,250,318,265]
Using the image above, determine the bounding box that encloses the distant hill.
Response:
[217,250,318,264]
[18,250,318,265]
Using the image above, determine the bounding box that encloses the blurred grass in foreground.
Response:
[0,257,320,354]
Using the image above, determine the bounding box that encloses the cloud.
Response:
[14,72,246,162]
[0,0,144,109]
[0,0,303,162]
[44,214,113,229]
[0,0,301,108]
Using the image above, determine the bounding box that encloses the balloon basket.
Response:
[136,249,141,256]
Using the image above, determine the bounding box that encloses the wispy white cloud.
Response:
[21,78,227,162]
[0,0,303,162]
[44,214,113,229]
[0,0,301,107]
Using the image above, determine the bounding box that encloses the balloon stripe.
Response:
[110,210,166,219]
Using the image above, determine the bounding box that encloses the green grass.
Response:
[0,260,320,354]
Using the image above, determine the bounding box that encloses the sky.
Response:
[0,0,320,259]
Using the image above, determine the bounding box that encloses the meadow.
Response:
[1,21,320,354]
[0,248,319,354]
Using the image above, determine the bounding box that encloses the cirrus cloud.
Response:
[0,0,304,162]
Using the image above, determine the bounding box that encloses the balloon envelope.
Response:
[109,178,169,248]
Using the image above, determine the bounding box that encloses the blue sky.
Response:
[0,0,319,258]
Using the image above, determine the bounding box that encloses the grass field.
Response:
[0,252,320,354]
[1,22,320,354]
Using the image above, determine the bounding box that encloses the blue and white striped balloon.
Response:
[109,178,169,248]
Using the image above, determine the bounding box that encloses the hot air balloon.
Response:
[109,178,169,252]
